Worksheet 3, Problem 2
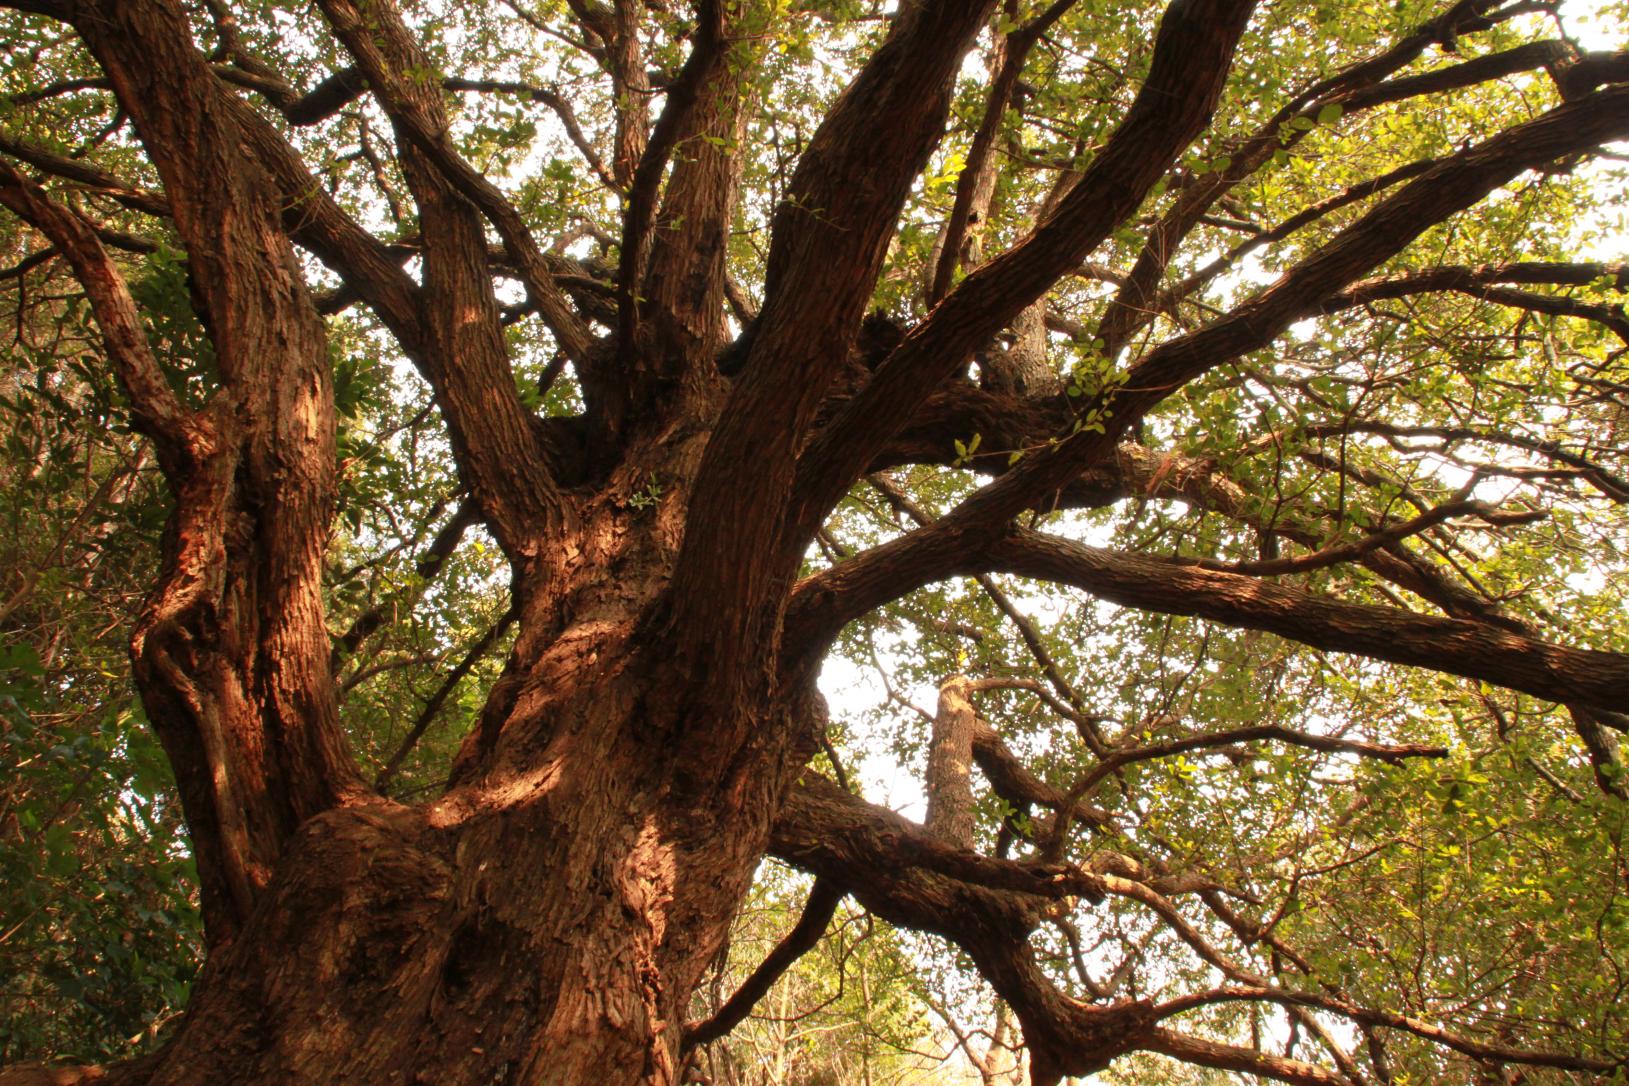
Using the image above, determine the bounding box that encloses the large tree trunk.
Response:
[11,0,1629,1080]
[130,628,818,1086]
[0,0,979,1077]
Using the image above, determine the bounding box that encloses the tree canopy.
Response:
[0,0,1627,1082]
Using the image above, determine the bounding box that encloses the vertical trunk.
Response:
[980,172,1077,397]
[64,0,367,947]
[925,675,980,849]
[126,607,820,1086]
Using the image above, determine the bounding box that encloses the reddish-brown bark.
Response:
[3,0,1628,1081]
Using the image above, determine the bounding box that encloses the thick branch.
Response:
[315,0,594,369]
[0,160,189,466]
[668,0,997,674]
[615,0,724,351]
[1144,1028,1348,1086]
[789,521,1628,711]
[61,0,369,939]
[316,0,578,558]
[971,721,1116,830]
[986,530,1629,711]
[771,774,1264,1084]
[786,0,1258,551]
[789,80,1629,605]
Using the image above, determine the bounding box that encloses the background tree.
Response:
[0,249,200,1062]
[0,0,1626,1082]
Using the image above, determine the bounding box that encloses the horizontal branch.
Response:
[1184,496,1503,577]
[1326,261,1629,340]
[1283,418,1629,503]
[788,517,1627,714]
[1075,724,1446,796]
[0,133,169,217]
[986,530,1629,711]
[1154,987,1620,1073]
[1143,1027,1347,1086]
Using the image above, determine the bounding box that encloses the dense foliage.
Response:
[1,0,1626,1081]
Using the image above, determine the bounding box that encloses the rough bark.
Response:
[925,675,981,848]
[4,0,1629,1081]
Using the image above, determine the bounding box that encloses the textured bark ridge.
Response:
[3,0,1629,1082]
[135,650,816,1086]
[925,676,981,848]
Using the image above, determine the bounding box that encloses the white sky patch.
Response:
[1286,316,1318,341]
[1559,0,1629,264]
[1558,0,1629,48]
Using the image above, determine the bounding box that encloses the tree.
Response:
[0,0,1626,1080]
[0,276,200,1061]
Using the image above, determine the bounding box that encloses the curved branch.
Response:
[868,473,1108,747]
[1279,417,1629,504]
[769,773,1156,1083]
[772,774,1352,1084]
[788,526,1629,710]
[1143,1028,1349,1086]
[1153,987,1620,1073]
[0,160,189,465]
[987,530,1629,711]
[682,878,845,1049]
